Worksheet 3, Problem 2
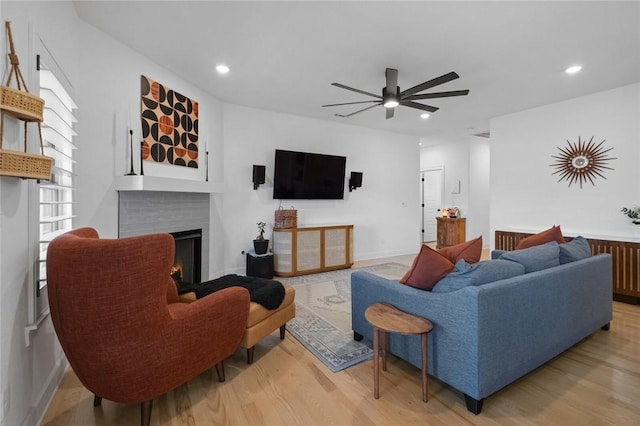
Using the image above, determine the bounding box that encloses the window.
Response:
[35,53,77,320]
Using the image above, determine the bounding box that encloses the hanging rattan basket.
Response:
[0,21,51,180]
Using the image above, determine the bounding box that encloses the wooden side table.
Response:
[364,303,433,402]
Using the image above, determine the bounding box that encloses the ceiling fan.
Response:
[322,68,469,119]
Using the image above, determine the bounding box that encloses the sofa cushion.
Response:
[400,244,454,290]
[432,259,526,293]
[439,236,482,264]
[516,226,566,249]
[559,236,591,264]
[499,241,560,273]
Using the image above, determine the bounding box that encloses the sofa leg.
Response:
[601,322,611,331]
[140,400,152,426]
[464,394,484,415]
[353,331,364,341]
[93,395,102,407]
[280,324,286,339]
[246,347,255,364]
[215,361,226,382]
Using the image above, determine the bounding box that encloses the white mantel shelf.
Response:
[116,175,225,193]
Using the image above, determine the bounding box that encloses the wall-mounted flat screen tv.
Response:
[273,149,346,199]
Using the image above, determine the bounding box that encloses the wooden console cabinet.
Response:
[273,225,354,277]
[436,217,466,249]
[495,230,640,304]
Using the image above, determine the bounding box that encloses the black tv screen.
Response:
[273,149,346,199]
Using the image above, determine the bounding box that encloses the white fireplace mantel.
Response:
[115,175,225,193]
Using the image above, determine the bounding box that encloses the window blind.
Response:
[37,66,77,305]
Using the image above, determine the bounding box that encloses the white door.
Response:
[422,168,443,243]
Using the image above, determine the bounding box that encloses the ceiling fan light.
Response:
[420,113,430,119]
[383,99,399,108]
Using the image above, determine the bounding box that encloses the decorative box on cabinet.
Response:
[436,217,466,249]
[273,225,354,277]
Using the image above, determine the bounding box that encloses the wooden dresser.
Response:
[273,225,353,277]
[495,230,640,304]
[436,217,466,249]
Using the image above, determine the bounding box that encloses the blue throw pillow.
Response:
[499,241,560,273]
[432,259,526,293]
[559,236,591,264]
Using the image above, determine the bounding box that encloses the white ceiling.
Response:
[73,1,640,141]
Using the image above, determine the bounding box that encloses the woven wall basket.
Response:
[0,22,51,180]
[0,86,44,122]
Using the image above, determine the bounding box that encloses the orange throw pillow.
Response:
[439,236,483,264]
[516,226,566,250]
[400,245,454,291]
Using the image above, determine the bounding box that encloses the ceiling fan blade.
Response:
[399,100,439,113]
[386,68,398,96]
[400,71,460,98]
[322,100,380,107]
[406,89,470,101]
[386,107,395,120]
[334,103,381,117]
[331,83,382,99]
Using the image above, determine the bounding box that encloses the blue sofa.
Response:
[351,249,612,414]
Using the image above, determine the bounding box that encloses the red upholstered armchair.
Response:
[46,228,250,426]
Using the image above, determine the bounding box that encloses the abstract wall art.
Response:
[140,75,199,168]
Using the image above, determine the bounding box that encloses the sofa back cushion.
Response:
[499,241,560,273]
[438,236,482,264]
[400,244,454,290]
[516,225,566,249]
[432,259,525,293]
[559,236,592,264]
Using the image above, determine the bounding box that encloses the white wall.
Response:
[0,3,79,425]
[490,83,640,246]
[223,104,421,273]
[468,137,490,245]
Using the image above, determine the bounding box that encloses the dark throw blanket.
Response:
[178,274,285,310]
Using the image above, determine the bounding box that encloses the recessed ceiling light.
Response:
[420,113,430,120]
[565,65,582,74]
[216,64,230,74]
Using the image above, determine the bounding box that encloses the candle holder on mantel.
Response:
[125,129,137,176]
[140,140,144,176]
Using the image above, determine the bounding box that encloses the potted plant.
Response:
[621,206,640,224]
[253,221,269,254]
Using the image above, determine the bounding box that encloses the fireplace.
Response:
[171,229,202,285]
[118,191,210,282]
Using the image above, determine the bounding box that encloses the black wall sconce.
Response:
[349,171,363,192]
[253,165,265,190]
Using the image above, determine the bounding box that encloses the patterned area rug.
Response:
[283,263,408,372]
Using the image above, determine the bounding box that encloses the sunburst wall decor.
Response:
[550,136,615,188]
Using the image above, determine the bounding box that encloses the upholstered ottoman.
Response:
[240,283,296,363]
[180,283,295,363]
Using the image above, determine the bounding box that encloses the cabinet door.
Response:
[324,228,347,267]
[273,231,293,274]
[296,229,321,272]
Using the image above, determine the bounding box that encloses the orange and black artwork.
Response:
[140,75,199,168]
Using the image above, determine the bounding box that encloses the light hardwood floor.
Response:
[42,253,640,425]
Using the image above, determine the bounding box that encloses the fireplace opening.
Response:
[170,229,202,286]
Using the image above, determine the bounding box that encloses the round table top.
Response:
[365,303,433,335]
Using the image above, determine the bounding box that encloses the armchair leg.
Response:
[93,395,103,407]
[280,324,286,339]
[141,400,152,426]
[247,347,255,364]
[215,361,226,382]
